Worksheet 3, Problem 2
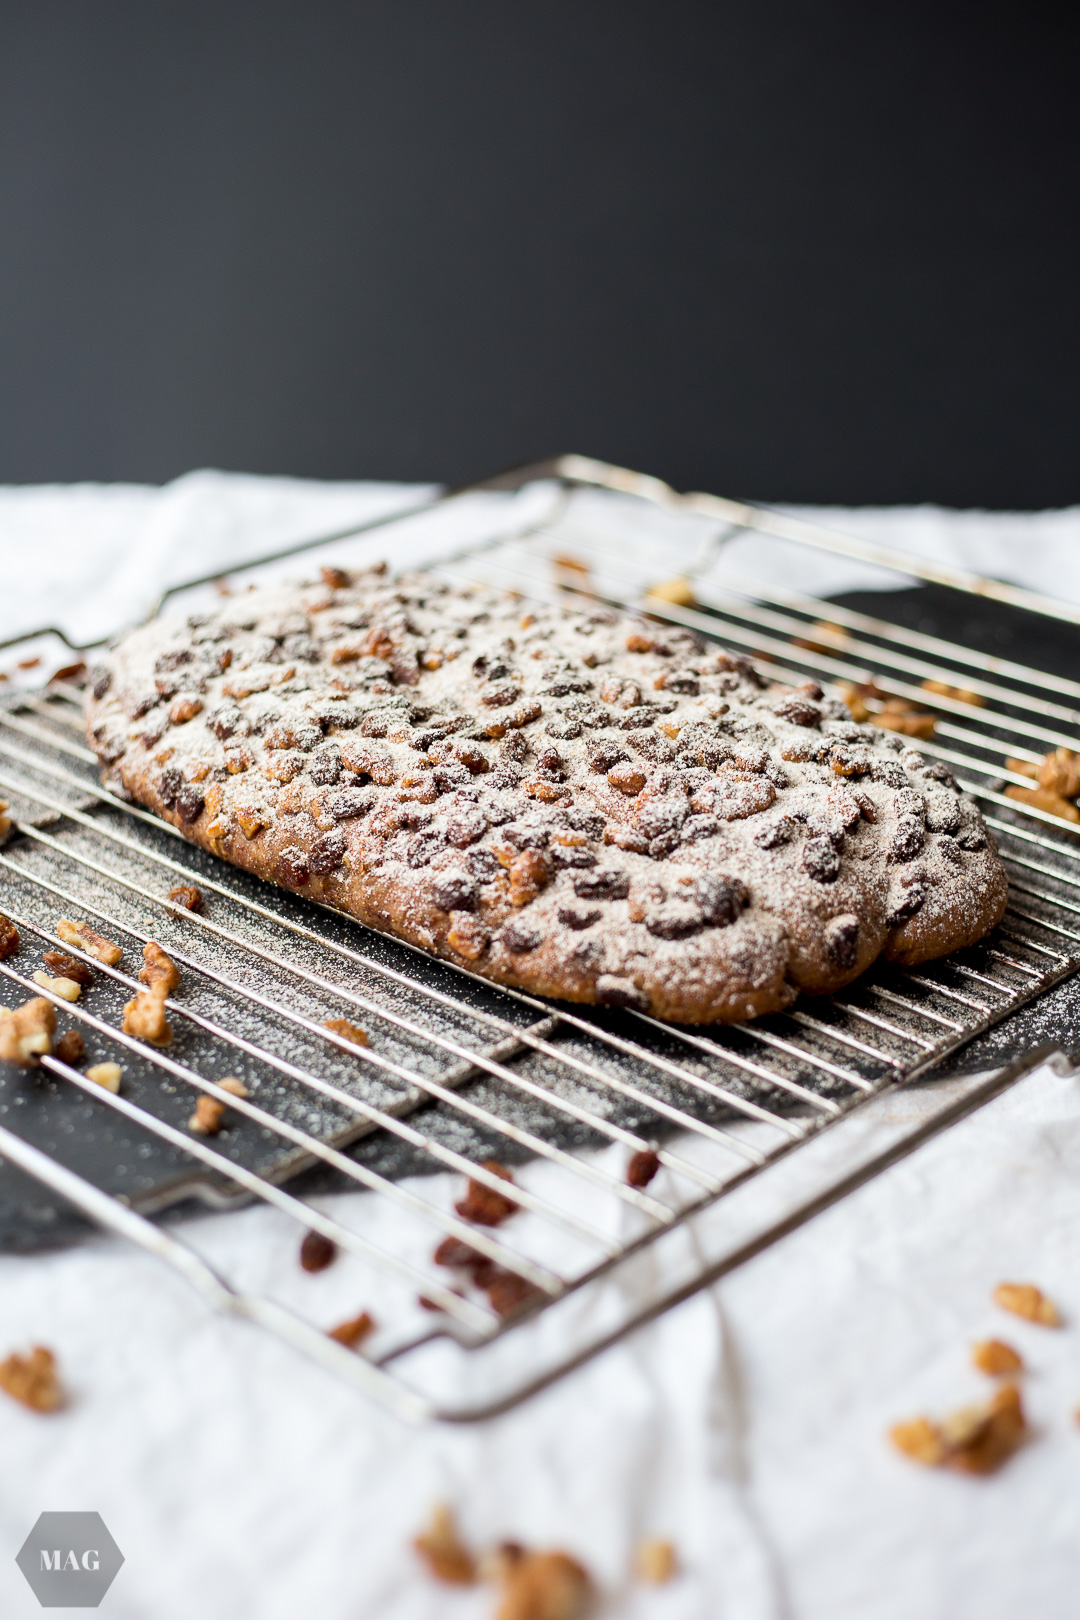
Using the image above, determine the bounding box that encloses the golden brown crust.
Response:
[84,568,1007,1024]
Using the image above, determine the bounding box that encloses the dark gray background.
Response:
[1,0,1077,503]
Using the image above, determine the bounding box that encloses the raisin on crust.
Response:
[84,570,1007,1025]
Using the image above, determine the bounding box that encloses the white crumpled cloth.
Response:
[1,473,1079,1619]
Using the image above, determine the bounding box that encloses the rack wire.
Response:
[1,455,1079,1422]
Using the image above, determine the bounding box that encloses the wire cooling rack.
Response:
[1,455,1079,1422]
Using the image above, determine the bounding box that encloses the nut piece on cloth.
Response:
[496,1549,592,1620]
[327,1310,375,1350]
[993,1281,1062,1327]
[634,1538,677,1584]
[0,1346,64,1412]
[412,1503,477,1586]
[972,1339,1023,1377]
[890,1384,1027,1475]
[0,997,55,1066]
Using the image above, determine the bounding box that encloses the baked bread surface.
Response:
[84,567,1008,1024]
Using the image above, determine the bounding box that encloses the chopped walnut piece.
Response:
[972,1339,1023,1377]
[1038,746,1080,800]
[234,805,266,840]
[635,1538,677,1584]
[626,1149,661,1188]
[42,952,94,987]
[876,697,936,739]
[0,799,9,840]
[324,1017,369,1047]
[413,1503,477,1586]
[328,1310,375,1349]
[496,1549,591,1620]
[122,987,172,1047]
[920,678,985,707]
[889,1416,948,1467]
[0,997,55,1065]
[56,919,122,965]
[300,1230,337,1272]
[86,1062,122,1092]
[32,971,82,1002]
[508,849,552,907]
[188,1095,226,1134]
[0,915,20,959]
[320,565,351,589]
[0,1346,64,1412]
[218,1076,248,1098]
[645,576,695,608]
[890,1385,1027,1476]
[167,884,203,912]
[54,1029,85,1065]
[793,619,851,656]
[1005,783,1080,823]
[139,941,181,994]
[994,1281,1062,1326]
[455,1161,518,1226]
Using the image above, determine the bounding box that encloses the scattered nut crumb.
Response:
[626,1148,660,1188]
[635,1538,677,1584]
[0,1346,64,1412]
[42,952,94,987]
[0,915,20,959]
[552,555,591,592]
[1038,746,1080,800]
[478,1541,527,1583]
[300,1230,337,1272]
[889,1415,947,1467]
[793,620,851,656]
[0,997,55,1065]
[994,1281,1062,1326]
[323,1017,369,1047]
[1004,784,1080,823]
[972,1339,1023,1377]
[54,1030,85,1065]
[139,941,180,994]
[876,697,936,739]
[645,576,695,608]
[890,1383,1027,1475]
[86,1062,122,1093]
[188,1095,226,1134]
[56,919,122,965]
[32,971,82,1002]
[328,1310,375,1349]
[218,1076,248,1098]
[455,1161,518,1226]
[167,884,203,912]
[413,1503,477,1586]
[122,988,172,1047]
[920,678,985,707]
[496,1549,592,1620]
[17,656,40,670]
